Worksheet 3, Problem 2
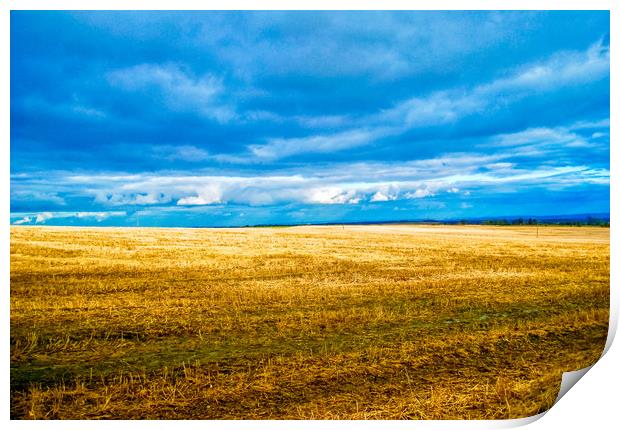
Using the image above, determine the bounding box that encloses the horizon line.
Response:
[9,212,611,229]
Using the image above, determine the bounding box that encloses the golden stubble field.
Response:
[10,224,609,419]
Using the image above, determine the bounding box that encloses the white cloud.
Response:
[72,105,107,119]
[485,163,514,171]
[469,117,608,158]
[107,63,235,122]
[12,216,33,225]
[569,118,610,130]
[133,193,171,205]
[483,38,609,95]
[249,128,382,160]
[377,91,480,129]
[404,188,435,199]
[76,212,126,221]
[11,191,66,206]
[293,114,348,128]
[305,187,361,204]
[95,190,172,206]
[177,184,223,205]
[37,148,609,211]
[377,40,609,130]
[489,127,589,149]
[242,40,608,161]
[370,191,391,202]
[12,211,128,224]
[154,145,211,162]
[244,111,348,128]
[35,212,54,223]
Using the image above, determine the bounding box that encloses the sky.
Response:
[10,11,610,227]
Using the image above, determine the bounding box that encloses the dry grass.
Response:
[10,224,609,419]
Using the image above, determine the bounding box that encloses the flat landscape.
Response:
[10,224,609,419]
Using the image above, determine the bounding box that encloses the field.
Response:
[10,224,609,419]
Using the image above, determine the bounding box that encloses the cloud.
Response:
[94,192,172,206]
[10,12,610,225]
[35,212,54,223]
[489,127,588,149]
[476,119,609,160]
[249,129,382,160]
[47,150,609,209]
[10,211,128,225]
[244,111,348,129]
[11,190,66,206]
[72,104,107,119]
[153,145,211,162]
[370,191,394,202]
[12,216,33,225]
[107,63,235,122]
[483,37,609,94]
[376,38,609,129]
[79,211,127,221]
[404,188,435,199]
[177,184,223,205]
[238,39,609,161]
[13,96,109,122]
[305,187,361,204]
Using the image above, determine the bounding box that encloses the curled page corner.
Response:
[500,411,547,428]
[602,310,618,356]
[501,365,597,428]
[555,365,594,405]
[551,314,618,405]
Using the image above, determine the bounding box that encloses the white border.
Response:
[2,1,617,429]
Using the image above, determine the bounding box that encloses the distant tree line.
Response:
[475,217,609,227]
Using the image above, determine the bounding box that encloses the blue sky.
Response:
[10,11,609,227]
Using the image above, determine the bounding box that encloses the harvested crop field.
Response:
[10,224,610,419]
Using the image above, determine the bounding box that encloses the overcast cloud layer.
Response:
[11,11,609,226]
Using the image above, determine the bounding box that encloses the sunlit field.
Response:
[10,224,609,419]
